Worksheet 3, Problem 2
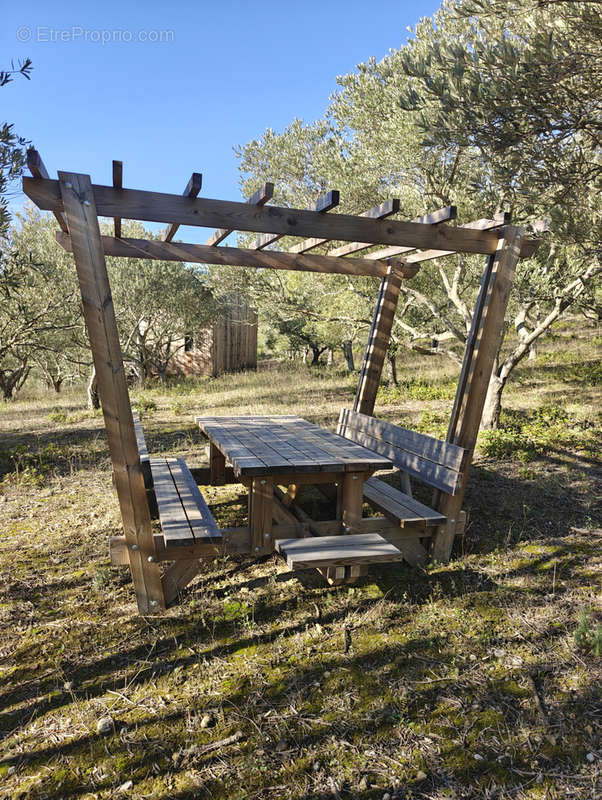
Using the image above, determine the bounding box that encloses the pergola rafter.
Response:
[22,150,540,613]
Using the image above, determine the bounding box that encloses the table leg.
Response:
[250,476,273,554]
[341,471,367,533]
[210,443,226,485]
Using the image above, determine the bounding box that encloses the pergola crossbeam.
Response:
[163,172,203,242]
[23,177,537,257]
[255,189,339,250]
[289,198,400,256]
[364,206,458,260]
[26,149,69,232]
[328,201,447,258]
[206,182,274,246]
[405,212,514,264]
[56,232,416,279]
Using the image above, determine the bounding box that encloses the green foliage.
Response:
[134,395,157,418]
[0,58,32,237]
[480,404,593,462]
[378,375,457,403]
[574,608,602,657]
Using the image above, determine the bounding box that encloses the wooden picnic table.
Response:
[195,415,392,554]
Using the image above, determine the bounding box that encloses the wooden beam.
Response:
[26,149,69,232]
[368,213,509,261]
[163,172,202,242]
[432,226,524,563]
[112,160,123,238]
[330,200,443,258]
[363,206,458,260]
[56,231,416,279]
[58,171,165,614]
[353,264,404,416]
[24,177,537,256]
[206,182,274,246]
[255,189,339,250]
[289,198,399,255]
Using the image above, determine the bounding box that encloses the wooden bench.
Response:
[337,409,467,536]
[132,412,221,549]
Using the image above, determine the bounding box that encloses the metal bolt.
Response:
[131,544,138,551]
[260,479,266,485]
[254,546,260,552]
[450,519,455,524]
[343,525,351,533]
[147,555,154,563]
[352,475,358,480]
[150,600,158,607]
[83,199,91,206]
[264,532,270,538]
[65,181,72,189]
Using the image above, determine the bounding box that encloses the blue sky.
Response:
[2,0,441,241]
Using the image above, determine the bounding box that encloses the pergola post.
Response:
[353,264,404,416]
[58,172,165,614]
[432,226,524,562]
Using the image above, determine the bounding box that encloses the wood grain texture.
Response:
[276,533,403,569]
[25,177,537,256]
[58,171,164,614]
[328,204,453,258]
[112,160,122,238]
[163,172,202,242]
[338,410,465,496]
[26,149,69,232]
[255,190,339,250]
[354,265,404,416]
[367,212,508,262]
[195,415,392,477]
[56,232,396,278]
[433,226,524,562]
[206,182,274,246]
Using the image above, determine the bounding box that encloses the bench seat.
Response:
[132,411,220,549]
[363,476,446,527]
[337,409,467,534]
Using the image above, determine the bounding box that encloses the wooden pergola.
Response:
[23,151,538,613]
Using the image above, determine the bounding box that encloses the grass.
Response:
[0,322,600,799]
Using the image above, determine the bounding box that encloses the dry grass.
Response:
[0,323,600,799]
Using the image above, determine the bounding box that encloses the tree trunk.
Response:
[342,340,355,372]
[87,365,100,409]
[52,376,64,393]
[386,351,399,386]
[481,372,505,430]
[326,348,333,366]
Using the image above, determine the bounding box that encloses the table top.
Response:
[195,414,392,477]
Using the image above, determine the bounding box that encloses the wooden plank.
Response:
[25,177,538,256]
[150,458,196,547]
[403,213,534,265]
[339,410,465,471]
[255,190,339,250]
[206,182,274,246]
[339,421,462,496]
[112,160,123,238]
[58,171,164,614]
[56,232,409,280]
[210,443,226,485]
[168,458,221,542]
[250,476,273,553]
[163,172,203,242]
[328,204,452,258]
[162,558,203,606]
[433,227,524,562]
[26,149,69,232]
[276,533,403,569]
[363,476,446,526]
[289,198,399,255]
[354,264,404,416]
[367,212,507,261]
[342,471,366,533]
